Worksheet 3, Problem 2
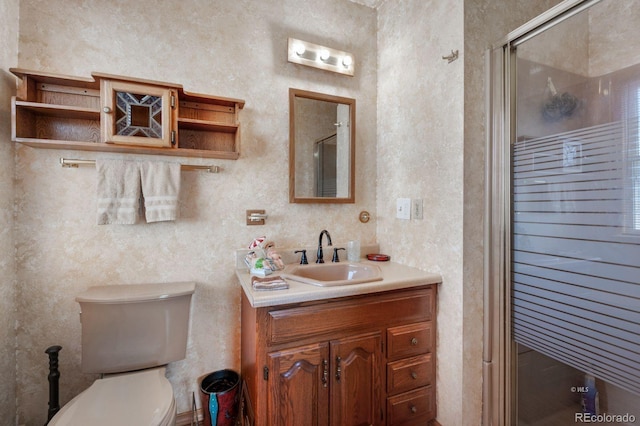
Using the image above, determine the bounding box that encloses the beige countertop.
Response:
[237,260,442,308]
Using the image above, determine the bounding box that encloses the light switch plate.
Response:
[396,198,411,220]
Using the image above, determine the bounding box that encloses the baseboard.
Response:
[176,408,203,426]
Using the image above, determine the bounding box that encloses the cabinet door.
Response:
[267,342,330,426]
[101,80,176,147]
[330,332,383,426]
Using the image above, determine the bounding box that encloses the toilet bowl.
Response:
[49,367,176,426]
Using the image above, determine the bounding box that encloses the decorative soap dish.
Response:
[366,253,391,262]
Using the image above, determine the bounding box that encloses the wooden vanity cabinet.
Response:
[240,285,437,426]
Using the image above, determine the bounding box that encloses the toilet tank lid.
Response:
[76,282,196,303]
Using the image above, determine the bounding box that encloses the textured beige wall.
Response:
[463,0,564,424]
[0,0,19,423]
[12,1,376,424]
[375,1,557,422]
[517,9,589,76]
[377,1,464,424]
[589,1,640,77]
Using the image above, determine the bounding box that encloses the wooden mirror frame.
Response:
[289,88,356,203]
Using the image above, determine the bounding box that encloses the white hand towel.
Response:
[96,159,141,225]
[140,161,181,223]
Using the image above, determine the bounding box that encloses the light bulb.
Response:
[319,49,330,61]
[342,55,353,67]
[293,42,306,56]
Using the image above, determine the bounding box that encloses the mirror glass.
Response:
[289,89,355,203]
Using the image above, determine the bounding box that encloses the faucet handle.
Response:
[332,248,345,263]
[295,250,308,265]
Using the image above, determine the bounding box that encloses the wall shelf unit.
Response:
[10,68,245,160]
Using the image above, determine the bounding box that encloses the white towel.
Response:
[140,161,181,223]
[96,159,141,225]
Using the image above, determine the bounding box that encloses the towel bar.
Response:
[59,157,219,173]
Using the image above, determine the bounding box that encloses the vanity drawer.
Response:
[387,353,433,395]
[267,288,433,345]
[387,386,434,425]
[387,322,432,360]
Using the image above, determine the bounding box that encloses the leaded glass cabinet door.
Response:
[101,79,176,147]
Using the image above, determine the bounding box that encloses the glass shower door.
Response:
[511,0,640,424]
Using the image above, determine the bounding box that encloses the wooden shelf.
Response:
[14,137,240,159]
[10,68,245,160]
[177,117,238,133]
[15,101,100,120]
[179,90,245,109]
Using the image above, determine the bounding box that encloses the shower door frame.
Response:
[483,1,604,425]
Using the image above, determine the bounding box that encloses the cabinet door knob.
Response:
[411,337,418,346]
[103,106,112,113]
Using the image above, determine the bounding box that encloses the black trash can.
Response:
[198,369,240,426]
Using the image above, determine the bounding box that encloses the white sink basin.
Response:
[283,262,383,287]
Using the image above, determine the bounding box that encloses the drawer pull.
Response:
[411,371,418,380]
[322,359,328,388]
[410,405,418,414]
[411,337,418,346]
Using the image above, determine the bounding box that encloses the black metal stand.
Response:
[44,345,62,424]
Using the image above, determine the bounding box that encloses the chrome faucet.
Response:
[316,230,333,263]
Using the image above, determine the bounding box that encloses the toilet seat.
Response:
[49,367,176,426]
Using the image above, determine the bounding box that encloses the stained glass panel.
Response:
[115,91,163,138]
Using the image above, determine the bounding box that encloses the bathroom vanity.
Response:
[238,261,441,426]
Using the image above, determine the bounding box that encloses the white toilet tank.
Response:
[76,281,196,374]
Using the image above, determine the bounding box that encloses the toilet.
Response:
[50,281,196,426]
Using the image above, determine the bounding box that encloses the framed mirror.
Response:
[289,88,356,203]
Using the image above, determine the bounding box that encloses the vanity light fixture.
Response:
[287,37,355,77]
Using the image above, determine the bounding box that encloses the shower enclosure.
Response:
[486,0,640,424]
[315,134,337,197]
